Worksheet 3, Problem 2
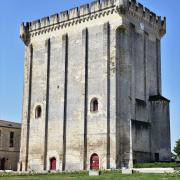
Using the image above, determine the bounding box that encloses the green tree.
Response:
[171,152,176,160]
[174,139,180,158]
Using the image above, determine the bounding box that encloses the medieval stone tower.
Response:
[18,0,171,172]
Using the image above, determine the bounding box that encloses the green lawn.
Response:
[0,171,180,180]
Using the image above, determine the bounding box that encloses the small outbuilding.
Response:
[0,120,21,171]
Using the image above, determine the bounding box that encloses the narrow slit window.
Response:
[90,98,99,112]
[35,105,42,119]
[9,132,14,148]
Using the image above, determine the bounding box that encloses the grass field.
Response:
[0,171,180,180]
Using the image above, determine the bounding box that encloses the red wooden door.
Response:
[50,158,56,171]
[90,154,99,170]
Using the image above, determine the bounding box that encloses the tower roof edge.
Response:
[20,0,166,41]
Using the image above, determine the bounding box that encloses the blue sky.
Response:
[0,0,179,150]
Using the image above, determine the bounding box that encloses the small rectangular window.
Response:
[9,132,14,148]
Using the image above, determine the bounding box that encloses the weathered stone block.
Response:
[89,170,100,176]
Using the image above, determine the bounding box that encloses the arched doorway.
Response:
[90,154,99,170]
[0,158,6,170]
[50,157,56,171]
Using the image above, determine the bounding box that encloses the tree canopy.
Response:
[174,139,180,158]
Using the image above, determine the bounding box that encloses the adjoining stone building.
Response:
[0,120,21,171]
[19,0,171,172]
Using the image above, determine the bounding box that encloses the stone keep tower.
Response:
[19,0,171,172]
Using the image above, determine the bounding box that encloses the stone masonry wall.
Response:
[19,0,170,171]
[19,12,123,171]
[150,98,171,162]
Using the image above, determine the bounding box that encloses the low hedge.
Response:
[134,162,180,168]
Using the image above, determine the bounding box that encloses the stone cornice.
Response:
[30,7,115,38]
[20,0,166,45]
[149,95,170,103]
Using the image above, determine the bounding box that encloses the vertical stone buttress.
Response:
[62,34,68,171]
[19,44,33,171]
[129,23,135,167]
[116,25,132,168]
[156,39,162,94]
[129,23,135,129]
[44,39,51,170]
[26,45,33,171]
[103,22,111,169]
[144,31,152,161]
[144,32,149,101]
[109,25,117,169]
[144,32,147,100]
[144,32,152,160]
[82,28,88,170]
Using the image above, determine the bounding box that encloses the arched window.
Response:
[90,98,98,112]
[35,105,42,119]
